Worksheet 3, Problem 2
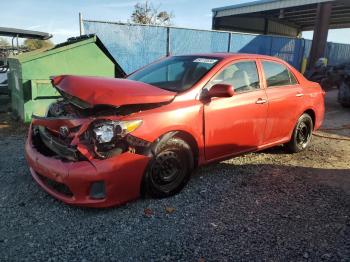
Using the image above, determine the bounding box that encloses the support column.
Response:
[308,2,332,68]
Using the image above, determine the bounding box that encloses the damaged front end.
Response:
[30,74,176,163]
[25,75,176,207]
[31,100,154,163]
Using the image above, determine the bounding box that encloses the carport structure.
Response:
[0,27,52,49]
[0,27,52,62]
[0,27,52,40]
[212,0,350,67]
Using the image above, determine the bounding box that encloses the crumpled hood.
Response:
[51,75,176,107]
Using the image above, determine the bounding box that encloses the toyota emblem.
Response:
[59,126,69,137]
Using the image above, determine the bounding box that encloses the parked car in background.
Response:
[25,53,325,207]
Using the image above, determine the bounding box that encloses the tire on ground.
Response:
[285,113,313,153]
[142,137,194,198]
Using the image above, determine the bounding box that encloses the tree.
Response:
[23,39,54,51]
[0,37,10,47]
[131,1,174,26]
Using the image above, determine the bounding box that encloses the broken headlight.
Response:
[93,124,115,143]
[92,120,142,144]
[85,119,150,159]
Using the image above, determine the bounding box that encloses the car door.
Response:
[260,60,304,145]
[203,60,268,161]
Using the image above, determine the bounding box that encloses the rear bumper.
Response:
[25,129,150,208]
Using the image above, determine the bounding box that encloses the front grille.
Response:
[32,126,84,162]
[37,173,73,197]
[32,128,57,157]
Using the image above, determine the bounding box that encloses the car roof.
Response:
[176,52,283,62]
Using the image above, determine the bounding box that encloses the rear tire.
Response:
[286,113,313,153]
[142,138,194,198]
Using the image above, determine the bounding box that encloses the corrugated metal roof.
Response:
[212,0,334,17]
[0,27,52,40]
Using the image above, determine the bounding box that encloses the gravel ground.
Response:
[0,90,349,261]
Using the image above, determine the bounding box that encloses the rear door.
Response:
[204,59,268,161]
[260,60,304,144]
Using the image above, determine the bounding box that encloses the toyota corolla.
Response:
[25,53,325,207]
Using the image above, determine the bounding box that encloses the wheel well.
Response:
[172,131,199,168]
[304,109,316,128]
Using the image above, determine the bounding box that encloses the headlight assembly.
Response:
[92,120,142,144]
[93,124,115,143]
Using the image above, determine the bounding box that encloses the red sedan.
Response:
[25,53,325,207]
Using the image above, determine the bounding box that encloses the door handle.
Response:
[296,93,304,97]
[256,98,267,104]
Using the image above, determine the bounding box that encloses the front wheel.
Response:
[142,138,194,198]
[285,113,313,153]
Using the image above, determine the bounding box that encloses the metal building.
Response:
[212,0,350,66]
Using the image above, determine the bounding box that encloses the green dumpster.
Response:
[7,34,125,122]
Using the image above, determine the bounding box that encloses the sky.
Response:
[1,0,350,45]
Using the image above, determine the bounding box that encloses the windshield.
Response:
[127,56,221,92]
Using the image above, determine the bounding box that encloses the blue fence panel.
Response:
[303,40,350,65]
[83,21,350,73]
[327,43,350,65]
[230,33,272,55]
[83,22,167,74]
[169,28,229,55]
[304,39,312,58]
[270,37,303,69]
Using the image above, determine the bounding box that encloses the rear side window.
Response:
[262,61,297,87]
[208,61,260,93]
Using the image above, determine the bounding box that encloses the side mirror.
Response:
[202,84,235,99]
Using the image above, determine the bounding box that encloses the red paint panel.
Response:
[263,85,304,143]
[204,90,268,160]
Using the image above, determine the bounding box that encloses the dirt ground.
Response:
[0,90,349,261]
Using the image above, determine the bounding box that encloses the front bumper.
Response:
[25,128,150,208]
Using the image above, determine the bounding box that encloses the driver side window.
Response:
[207,61,260,93]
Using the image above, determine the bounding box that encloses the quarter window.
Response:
[262,61,298,87]
[208,61,260,93]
